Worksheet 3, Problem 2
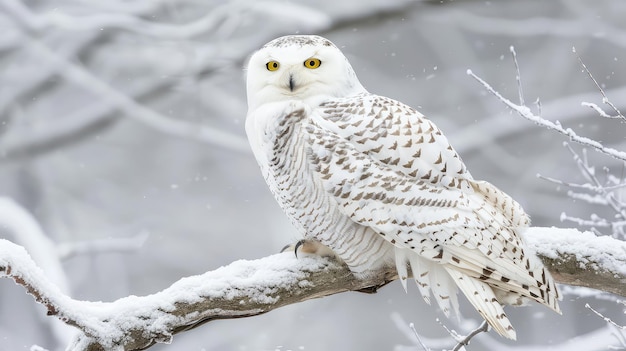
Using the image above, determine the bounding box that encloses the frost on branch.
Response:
[525,227,626,297]
[468,48,626,238]
[468,47,626,346]
[1,225,625,351]
[0,236,394,351]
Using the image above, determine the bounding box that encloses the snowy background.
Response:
[1,0,626,350]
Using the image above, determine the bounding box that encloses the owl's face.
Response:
[246,35,365,111]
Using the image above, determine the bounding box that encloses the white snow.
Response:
[524,227,626,275]
[1,237,332,349]
[0,198,69,292]
[2,224,624,349]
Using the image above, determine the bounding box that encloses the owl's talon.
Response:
[279,239,306,258]
[280,239,340,261]
[294,239,306,258]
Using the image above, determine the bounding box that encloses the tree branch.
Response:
[466,69,626,162]
[1,227,625,350]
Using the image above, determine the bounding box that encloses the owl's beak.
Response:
[288,74,295,92]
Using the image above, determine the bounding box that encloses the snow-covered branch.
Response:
[468,48,626,238]
[0,238,394,351]
[466,69,626,162]
[525,227,626,298]
[1,227,625,350]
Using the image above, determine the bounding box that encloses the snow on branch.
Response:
[466,48,626,162]
[468,47,626,238]
[1,227,625,350]
[0,238,394,351]
[525,227,626,297]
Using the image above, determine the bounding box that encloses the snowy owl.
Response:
[245,35,560,339]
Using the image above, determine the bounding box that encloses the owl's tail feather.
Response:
[397,247,461,318]
[468,180,561,314]
[445,267,517,340]
[395,247,432,305]
[395,247,411,293]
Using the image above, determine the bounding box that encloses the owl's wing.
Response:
[313,93,473,191]
[309,93,527,238]
[306,93,559,320]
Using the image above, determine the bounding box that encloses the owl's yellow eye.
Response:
[303,58,322,69]
[266,61,280,71]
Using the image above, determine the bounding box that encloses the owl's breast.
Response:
[245,101,328,236]
[245,100,394,273]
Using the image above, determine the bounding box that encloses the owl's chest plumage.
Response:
[245,98,394,273]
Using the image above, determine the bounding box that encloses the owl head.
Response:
[245,35,366,111]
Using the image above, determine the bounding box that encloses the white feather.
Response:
[445,267,516,340]
[408,252,432,305]
[395,247,409,293]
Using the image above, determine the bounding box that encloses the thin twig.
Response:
[537,174,626,192]
[573,46,625,120]
[409,323,431,351]
[563,143,626,222]
[585,303,626,329]
[466,69,626,162]
[509,46,525,106]
[451,320,489,351]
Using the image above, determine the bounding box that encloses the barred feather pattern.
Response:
[247,94,560,339]
[247,102,394,274]
[245,35,560,340]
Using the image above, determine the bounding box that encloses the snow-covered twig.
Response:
[573,47,624,121]
[466,70,626,162]
[544,143,626,237]
[0,198,75,346]
[585,302,625,330]
[1,226,625,350]
[451,321,489,351]
[469,48,626,238]
[586,302,626,349]
[509,46,525,106]
[561,144,626,229]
